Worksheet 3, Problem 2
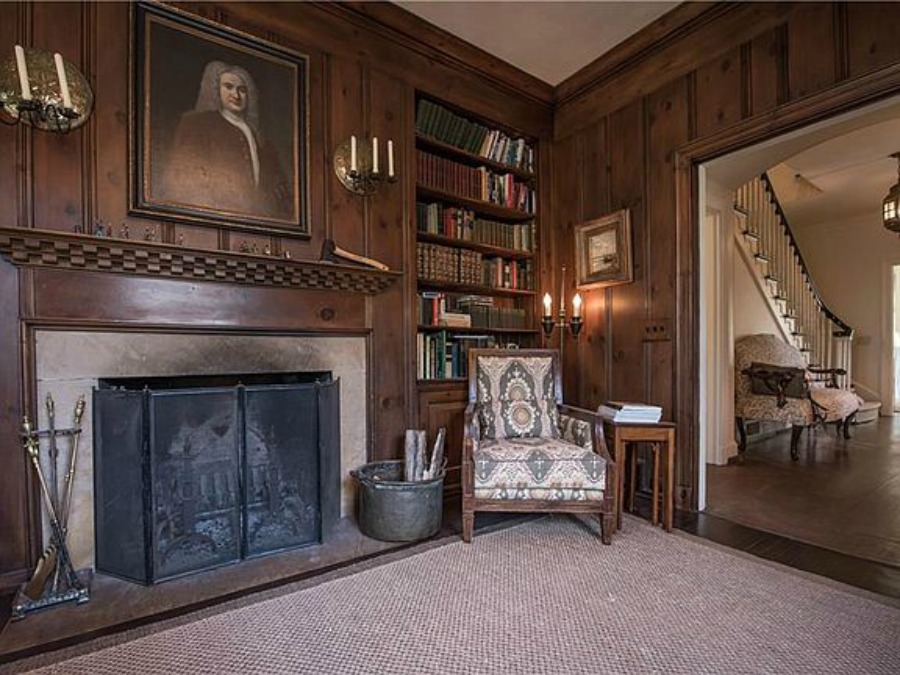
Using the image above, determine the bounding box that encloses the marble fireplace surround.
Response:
[34,330,368,570]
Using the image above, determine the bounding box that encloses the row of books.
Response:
[417,243,535,290]
[415,98,535,172]
[597,401,663,424]
[415,201,535,252]
[418,243,482,286]
[417,332,507,380]
[417,151,536,214]
[417,293,528,330]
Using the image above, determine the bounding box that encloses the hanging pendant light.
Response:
[883,153,900,233]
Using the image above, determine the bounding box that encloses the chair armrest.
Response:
[463,402,480,462]
[558,404,616,499]
[558,404,614,464]
[462,402,480,499]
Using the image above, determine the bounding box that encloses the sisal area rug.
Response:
[9,516,900,674]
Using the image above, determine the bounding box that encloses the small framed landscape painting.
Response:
[574,209,634,289]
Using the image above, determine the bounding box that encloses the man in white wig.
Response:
[162,61,290,219]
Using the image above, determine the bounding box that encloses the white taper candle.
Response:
[372,136,379,174]
[54,53,72,109]
[14,45,31,101]
[350,135,357,173]
[387,139,394,178]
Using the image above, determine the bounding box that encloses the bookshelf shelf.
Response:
[416,186,534,222]
[417,378,466,386]
[417,325,539,335]
[418,280,535,297]
[416,232,534,260]
[415,134,535,181]
[414,94,540,385]
[416,185,534,223]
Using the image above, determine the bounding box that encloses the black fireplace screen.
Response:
[93,374,340,584]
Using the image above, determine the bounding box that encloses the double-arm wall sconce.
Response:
[0,45,93,133]
[333,135,397,195]
[542,266,583,360]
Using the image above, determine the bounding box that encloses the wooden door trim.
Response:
[675,62,900,510]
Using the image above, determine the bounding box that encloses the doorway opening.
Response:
[697,95,900,569]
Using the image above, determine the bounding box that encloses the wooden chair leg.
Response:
[843,413,856,439]
[790,425,804,461]
[735,417,747,460]
[462,511,474,543]
[600,512,613,545]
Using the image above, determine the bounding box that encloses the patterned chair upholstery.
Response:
[735,334,861,461]
[461,349,616,543]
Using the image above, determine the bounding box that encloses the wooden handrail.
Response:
[759,173,854,338]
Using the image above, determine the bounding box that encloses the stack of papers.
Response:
[597,401,663,423]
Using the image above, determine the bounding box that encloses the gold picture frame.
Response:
[574,209,633,289]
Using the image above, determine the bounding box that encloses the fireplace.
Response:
[33,331,369,573]
[93,373,340,584]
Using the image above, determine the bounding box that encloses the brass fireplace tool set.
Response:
[12,394,91,619]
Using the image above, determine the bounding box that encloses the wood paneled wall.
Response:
[0,1,552,584]
[4,0,900,584]
[551,1,900,508]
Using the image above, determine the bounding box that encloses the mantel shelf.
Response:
[0,228,401,294]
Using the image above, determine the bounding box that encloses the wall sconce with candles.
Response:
[0,45,93,133]
[333,135,397,195]
[542,266,583,360]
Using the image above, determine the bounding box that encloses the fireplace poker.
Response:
[45,394,61,592]
[46,394,59,514]
[60,396,86,533]
[22,416,83,593]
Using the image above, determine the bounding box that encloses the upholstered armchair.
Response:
[461,349,616,544]
[735,334,861,461]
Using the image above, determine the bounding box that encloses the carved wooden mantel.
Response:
[0,228,400,294]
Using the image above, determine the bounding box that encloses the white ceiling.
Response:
[394,1,678,86]
[706,97,900,230]
[776,120,900,228]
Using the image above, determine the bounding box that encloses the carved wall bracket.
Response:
[0,228,400,294]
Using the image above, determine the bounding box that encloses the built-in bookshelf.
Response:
[414,95,539,382]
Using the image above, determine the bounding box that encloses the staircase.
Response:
[734,174,880,421]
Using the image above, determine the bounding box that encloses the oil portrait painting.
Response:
[131,3,308,234]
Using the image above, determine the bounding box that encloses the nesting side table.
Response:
[602,421,676,533]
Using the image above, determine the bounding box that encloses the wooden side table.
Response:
[602,421,676,533]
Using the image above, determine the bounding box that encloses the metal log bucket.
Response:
[351,460,443,542]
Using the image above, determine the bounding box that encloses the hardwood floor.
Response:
[675,511,900,600]
[694,415,900,599]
